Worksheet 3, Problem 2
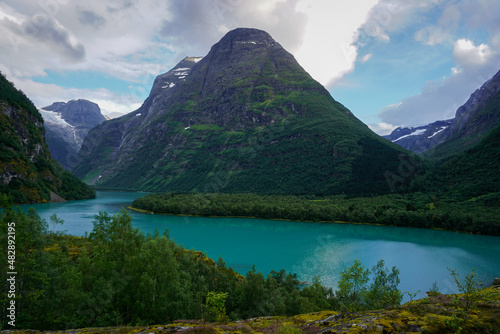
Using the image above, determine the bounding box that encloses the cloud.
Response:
[356,0,440,44]
[368,122,400,136]
[414,25,450,46]
[360,53,372,63]
[379,44,500,127]
[159,0,309,61]
[77,9,106,28]
[453,38,492,67]
[356,0,500,130]
[23,17,86,62]
[10,76,141,117]
[294,0,378,86]
[0,6,86,63]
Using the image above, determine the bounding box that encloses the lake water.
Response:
[19,191,500,301]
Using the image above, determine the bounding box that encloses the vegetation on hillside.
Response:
[74,29,413,197]
[131,123,500,236]
[424,125,500,200]
[0,72,42,122]
[0,72,95,204]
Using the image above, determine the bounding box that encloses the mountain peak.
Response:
[220,27,276,44]
[73,28,408,195]
[206,28,279,58]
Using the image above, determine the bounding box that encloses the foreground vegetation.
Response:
[1,199,498,332]
[131,192,500,235]
[2,286,500,333]
[1,204,404,330]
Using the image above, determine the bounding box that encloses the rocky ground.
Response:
[3,284,500,334]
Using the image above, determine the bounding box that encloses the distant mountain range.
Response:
[1,27,498,205]
[385,68,500,158]
[40,99,105,169]
[383,119,453,153]
[72,28,411,195]
[0,73,95,204]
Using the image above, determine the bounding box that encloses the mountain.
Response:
[0,73,95,204]
[385,68,500,157]
[383,119,452,153]
[72,28,413,196]
[427,124,500,200]
[40,99,105,169]
[426,68,500,159]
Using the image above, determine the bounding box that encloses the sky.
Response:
[0,0,499,135]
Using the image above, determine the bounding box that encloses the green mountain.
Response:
[73,28,413,196]
[427,124,500,200]
[0,72,95,204]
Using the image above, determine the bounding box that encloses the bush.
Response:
[335,259,402,311]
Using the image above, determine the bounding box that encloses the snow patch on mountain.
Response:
[39,109,73,128]
[392,128,426,142]
[427,126,448,139]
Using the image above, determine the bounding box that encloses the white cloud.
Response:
[0,0,383,108]
[360,53,372,63]
[365,0,500,129]
[294,0,378,86]
[5,76,141,117]
[368,122,400,135]
[453,38,492,67]
[379,45,500,126]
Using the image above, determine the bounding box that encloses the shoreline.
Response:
[126,205,473,235]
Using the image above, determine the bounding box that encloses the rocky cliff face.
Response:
[40,99,105,169]
[73,28,410,195]
[386,68,500,157]
[0,73,95,204]
[452,70,500,136]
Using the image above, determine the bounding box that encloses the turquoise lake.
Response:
[19,191,500,301]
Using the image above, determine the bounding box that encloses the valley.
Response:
[1,25,499,333]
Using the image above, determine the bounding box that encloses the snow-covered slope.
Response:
[383,120,452,153]
[40,99,105,169]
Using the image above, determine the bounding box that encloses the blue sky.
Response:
[1,0,499,134]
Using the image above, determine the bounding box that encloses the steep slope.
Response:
[0,73,95,204]
[383,120,452,153]
[385,68,500,157]
[428,124,500,199]
[73,28,412,195]
[426,68,500,159]
[40,99,105,169]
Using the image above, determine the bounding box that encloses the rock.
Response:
[493,278,500,285]
[50,191,67,203]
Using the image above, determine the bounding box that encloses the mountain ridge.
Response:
[73,28,414,196]
[385,68,500,157]
[40,99,105,169]
[383,119,453,153]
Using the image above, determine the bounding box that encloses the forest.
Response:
[131,192,500,236]
[0,198,404,330]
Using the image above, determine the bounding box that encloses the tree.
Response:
[448,267,482,311]
[49,213,64,234]
[336,259,370,311]
[366,260,402,309]
[205,291,228,323]
[335,259,402,311]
